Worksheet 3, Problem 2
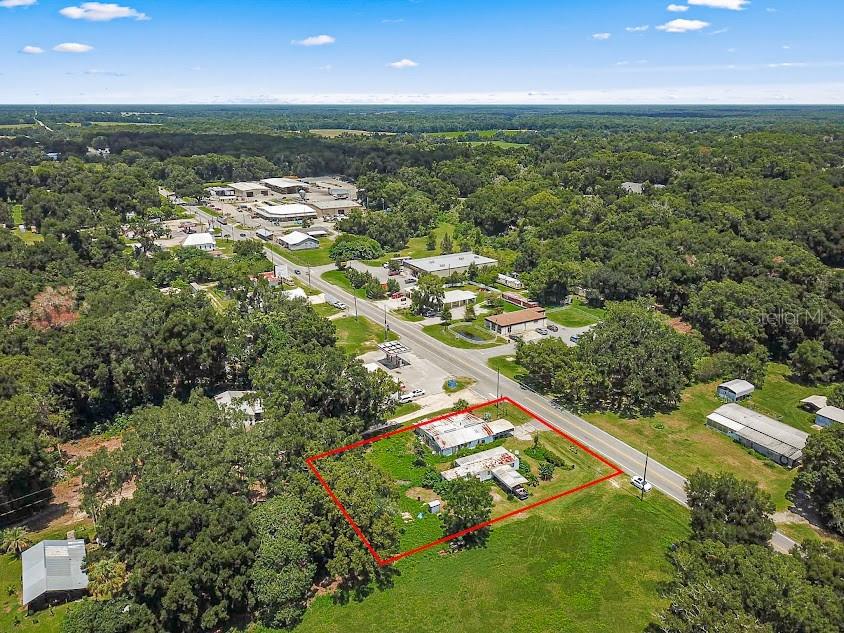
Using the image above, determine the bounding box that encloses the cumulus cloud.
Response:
[688,0,750,9]
[592,32,611,40]
[53,42,94,53]
[626,25,649,32]
[657,19,710,32]
[666,4,689,11]
[60,2,148,21]
[291,34,335,46]
[0,0,37,7]
[388,58,419,69]
[20,45,44,54]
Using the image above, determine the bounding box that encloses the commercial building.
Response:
[214,390,263,426]
[402,252,498,278]
[705,403,808,468]
[441,446,529,494]
[260,177,309,195]
[229,182,270,199]
[417,412,514,457]
[21,539,88,607]
[206,186,235,197]
[717,379,755,402]
[255,203,317,223]
[255,227,274,241]
[307,198,362,217]
[441,289,477,309]
[278,230,319,250]
[485,307,547,335]
[181,232,217,251]
[815,405,844,428]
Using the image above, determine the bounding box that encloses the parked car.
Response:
[547,324,559,332]
[218,218,227,225]
[294,269,302,275]
[382,263,390,268]
[239,232,246,237]
[569,334,580,343]
[630,476,652,493]
[510,333,523,342]
[536,327,549,335]
[388,270,401,276]
[333,301,348,310]
[390,292,403,299]
[512,485,529,501]
[404,277,417,285]
[398,388,425,404]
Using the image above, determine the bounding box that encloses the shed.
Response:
[21,539,88,607]
[717,379,755,402]
[815,405,844,428]
[800,395,828,412]
[427,500,441,514]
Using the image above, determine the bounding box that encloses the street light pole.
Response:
[641,452,649,501]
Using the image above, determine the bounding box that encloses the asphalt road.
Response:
[264,247,797,553]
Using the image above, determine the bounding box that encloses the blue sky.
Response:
[2,0,843,103]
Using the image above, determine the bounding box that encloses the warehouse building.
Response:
[255,203,317,223]
[307,198,362,217]
[815,405,844,428]
[485,307,547,335]
[229,182,270,199]
[260,177,309,195]
[441,446,528,494]
[402,252,497,278]
[278,230,319,250]
[417,412,514,457]
[705,403,808,468]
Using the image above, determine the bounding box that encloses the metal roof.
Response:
[443,289,477,304]
[404,251,497,274]
[182,232,216,247]
[707,404,807,460]
[442,446,518,480]
[816,406,844,424]
[260,177,308,190]
[22,540,88,605]
[420,413,515,451]
[378,341,410,354]
[718,379,755,397]
[278,230,318,246]
[800,395,828,410]
[229,181,267,192]
[256,204,317,219]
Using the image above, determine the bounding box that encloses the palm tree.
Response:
[1,527,32,557]
[87,556,128,601]
[539,462,555,481]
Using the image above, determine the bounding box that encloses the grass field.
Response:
[443,376,475,393]
[363,223,455,267]
[320,269,368,299]
[12,204,24,225]
[422,323,506,349]
[0,522,95,633]
[334,316,398,356]
[291,483,687,633]
[388,402,422,419]
[546,299,607,327]
[313,303,341,318]
[393,308,425,322]
[199,205,222,218]
[487,355,525,381]
[267,240,335,267]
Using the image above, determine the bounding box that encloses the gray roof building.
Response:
[706,403,808,468]
[403,252,497,278]
[21,539,88,606]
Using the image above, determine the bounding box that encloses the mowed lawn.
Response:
[334,316,398,356]
[290,485,688,633]
[546,300,606,327]
[268,240,335,267]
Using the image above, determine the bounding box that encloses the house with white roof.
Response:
[441,446,528,494]
[21,539,88,607]
[417,412,515,456]
[214,390,263,426]
[278,230,319,250]
[181,232,217,251]
[717,379,755,402]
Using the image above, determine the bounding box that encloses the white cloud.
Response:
[53,42,94,53]
[592,32,611,40]
[709,27,729,34]
[318,64,333,71]
[60,2,148,21]
[381,18,404,23]
[0,0,37,7]
[20,45,44,54]
[291,34,335,46]
[688,0,750,9]
[625,25,649,32]
[656,19,710,32]
[768,62,808,68]
[666,4,689,11]
[782,44,791,49]
[388,58,419,69]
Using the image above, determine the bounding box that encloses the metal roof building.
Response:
[21,539,88,606]
[441,446,529,493]
[417,412,514,456]
[717,379,755,402]
[260,177,309,194]
[815,405,844,428]
[403,252,497,278]
[706,403,808,468]
[256,203,317,222]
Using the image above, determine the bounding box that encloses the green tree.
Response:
[793,425,844,535]
[62,598,157,633]
[86,556,128,601]
[538,462,555,481]
[829,384,844,408]
[410,274,444,315]
[463,301,476,321]
[440,306,452,323]
[426,230,437,251]
[789,340,834,383]
[440,233,453,254]
[686,470,775,546]
[441,476,493,547]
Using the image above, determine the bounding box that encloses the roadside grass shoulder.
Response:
[422,323,506,350]
[334,316,397,356]
[320,269,367,299]
[268,241,335,267]
[486,355,525,381]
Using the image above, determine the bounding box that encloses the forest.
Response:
[0,105,842,632]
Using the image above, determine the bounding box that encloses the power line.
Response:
[0,485,55,508]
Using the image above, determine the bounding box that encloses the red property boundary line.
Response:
[305,396,623,566]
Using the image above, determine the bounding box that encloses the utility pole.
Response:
[354,294,358,319]
[641,452,649,501]
[307,265,311,288]
[383,303,389,340]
